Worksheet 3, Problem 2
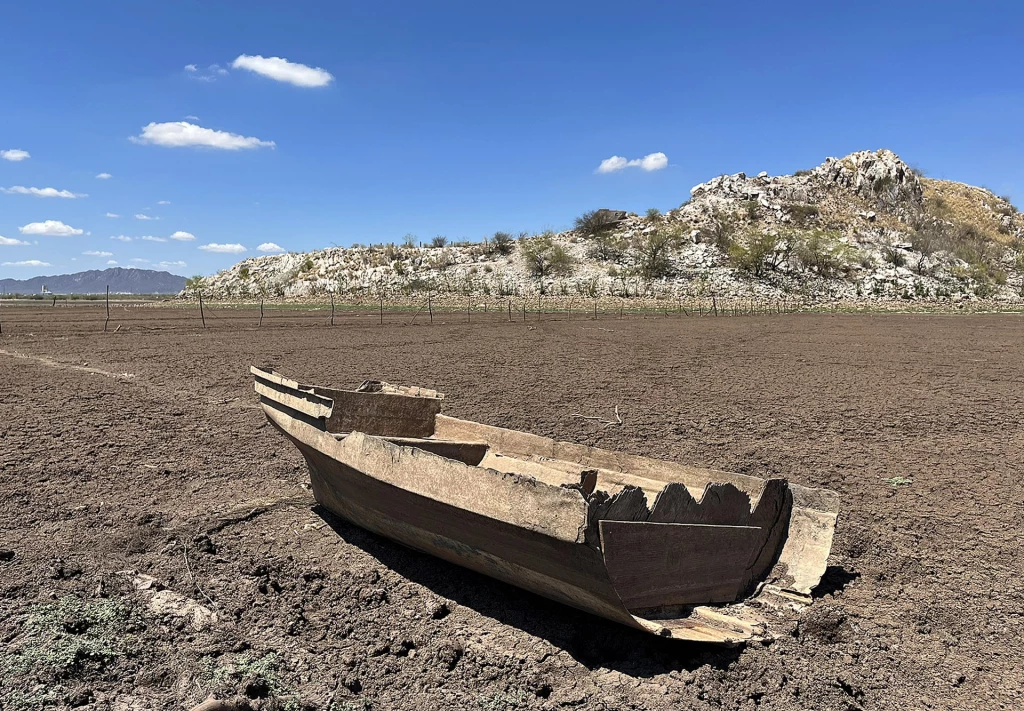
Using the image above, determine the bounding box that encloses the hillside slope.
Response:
[2,268,186,295]
[197,150,1024,303]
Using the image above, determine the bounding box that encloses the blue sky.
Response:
[1,1,1022,279]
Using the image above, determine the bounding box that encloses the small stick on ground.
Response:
[570,404,623,428]
[183,538,217,608]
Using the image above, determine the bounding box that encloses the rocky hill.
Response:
[2,267,186,295]
[195,150,1024,303]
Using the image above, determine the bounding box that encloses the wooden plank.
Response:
[315,387,441,437]
[600,521,762,609]
[254,380,333,420]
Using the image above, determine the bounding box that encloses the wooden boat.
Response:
[251,367,839,644]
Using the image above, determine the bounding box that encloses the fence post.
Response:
[330,294,335,326]
[428,294,433,324]
[467,295,471,323]
[199,291,206,328]
[379,294,384,325]
[594,298,598,321]
[104,285,110,332]
[712,294,718,317]
[508,300,512,322]
[522,302,526,321]
[259,299,264,328]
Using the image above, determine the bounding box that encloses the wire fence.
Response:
[0,290,801,336]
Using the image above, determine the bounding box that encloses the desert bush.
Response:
[727,230,788,277]
[403,234,417,248]
[587,230,626,262]
[238,266,250,280]
[792,230,855,278]
[789,203,820,225]
[632,226,683,280]
[882,246,907,268]
[490,231,515,256]
[184,275,206,296]
[645,207,661,220]
[430,235,448,248]
[699,208,740,253]
[574,209,618,235]
[743,200,759,221]
[794,169,813,177]
[521,236,574,280]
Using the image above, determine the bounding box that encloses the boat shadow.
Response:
[314,505,744,676]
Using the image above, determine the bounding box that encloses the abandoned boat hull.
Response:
[253,367,840,644]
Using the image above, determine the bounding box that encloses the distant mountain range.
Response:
[0,267,187,295]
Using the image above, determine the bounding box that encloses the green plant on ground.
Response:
[573,209,619,235]
[430,235,448,248]
[788,203,820,225]
[883,476,913,487]
[632,226,683,280]
[882,246,907,268]
[727,230,788,277]
[699,208,740,253]
[645,207,661,220]
[402,233,417,248]
[743,200,759,221]
[184,275,206,296]
[792,230,855,278]
[520,236,574,284]
[490,231,515,256]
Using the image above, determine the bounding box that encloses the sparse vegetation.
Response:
[489,231,515,256]
[632,226,683,280]
[520,236,574,283]
[727,230,788,277]
[430,235,448,248]
[574,209,618,235]
[645,207,661,220]
[792,230,855,278]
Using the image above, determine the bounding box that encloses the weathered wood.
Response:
[601,521,762,608]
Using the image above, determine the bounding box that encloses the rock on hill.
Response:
[1,268,186,295]
[196,150,1024,303]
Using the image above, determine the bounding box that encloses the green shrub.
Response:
[633,227,683,280]
[574,209,619,235]
[430,235,448,248]
[700,209,740,253]
[792,230,854,278]
[789,204,820,225]
[882,246,907,268]
[727,231,787,277]
[403,234,417,248]
[521,237,574,279]
[490,231,515,256]
[743,200,759,221]
[645,207,661,220]
[184,275,206,295]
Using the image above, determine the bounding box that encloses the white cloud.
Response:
[595,152,669,174]
[1,149,30,162]
[199,242,246,254]
[2,185,86,198]
[634,152,668,171]
[2,259,50,267]
[158,260,187,268]
[596,156,629,174]
[1,236,30,246]
[231,54,333,88]
[135,213,159,220]
[157,200,171,205]
[106,212,120,218]
[185,115,200,121]
[130,258,150,264]
[111,235,133,242]
[257,242,285,253]
[170,231,195,241]
[184,63,228,82]
[131,121,275,150]
[19,220,84,236]
[184,64,197,72]
[140,235,167,242]
[107,260,118,265]
[96,172,112,180]
[84,250,113,257]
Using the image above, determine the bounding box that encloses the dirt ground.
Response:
[1,305,1022,711]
